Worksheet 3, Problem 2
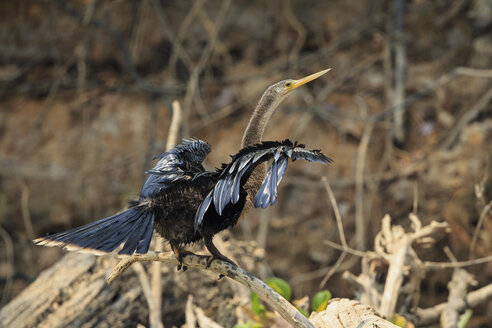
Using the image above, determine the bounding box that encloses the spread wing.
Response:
[140,138,212,199]
[194,140,332,231]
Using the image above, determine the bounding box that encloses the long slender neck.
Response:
[241,90,281,147]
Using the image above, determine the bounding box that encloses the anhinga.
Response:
[35,69,332,268]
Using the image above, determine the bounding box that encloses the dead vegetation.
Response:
[0,0,491,327]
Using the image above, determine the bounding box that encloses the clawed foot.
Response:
[171,244,194,272]
[177,264,188,272]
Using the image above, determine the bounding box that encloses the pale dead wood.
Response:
[335,211,492,326]
[376,215,409,319]
[0,254,99,328]
[194,306,224,328]
[185,295,197,328]
[341,213,454,321]
[414,283,492,326]
[309,298,399,328]
[133,263,162,328]
[440,249,477,328]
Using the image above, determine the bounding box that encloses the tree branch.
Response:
[107,251,315,328]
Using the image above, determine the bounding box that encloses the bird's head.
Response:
[266,68,331,100]
[242,68,331,146]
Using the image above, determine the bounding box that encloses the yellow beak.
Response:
[291,68,331,90]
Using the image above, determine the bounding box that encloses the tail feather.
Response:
[136,213,155,254]
[34,207,155,255]
[119,211,154,254]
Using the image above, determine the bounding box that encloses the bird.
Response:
[34,68,333,269]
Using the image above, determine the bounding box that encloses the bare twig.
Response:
[185,295,197,328]
[167,101,183,150]
[392,0,407,143]
[56,0,181,96]
[107,251,315,328]
[437,0,470,27]
[133,263,163,328]
[321,177,347,248]
[167,1,205,76]
[150,0,194,73]
[440,87,492,149]
[283,0,306,67]
[0,225,14,307]
[454,67,492,78]
[377,215,409,319]
[424,254,492,269]
[412,181,418,214]
[194,306,224,328]
[354,98,374,251]
[19,181,34,241]
[320,177,349,287]
[182,0,231,126]
[440,249,477,328]
[469,199,492,257]
[372,66,492,124]
[323,240,370,258]
[414,283,492,326]
[195,5,232,67]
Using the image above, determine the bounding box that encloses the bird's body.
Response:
[35,69,332,267]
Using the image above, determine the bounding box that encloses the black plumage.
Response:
[34,69,332,267]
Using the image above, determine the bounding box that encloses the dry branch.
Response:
[107,251,315,328]
[320,178,349,287]
[440,88,492,149]
[149,99,183,328]
[440,267,476,328]
[414,283,492,326]
[107,251,403,328]
[354,101,374,251]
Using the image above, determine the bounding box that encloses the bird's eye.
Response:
[285,81,292,88]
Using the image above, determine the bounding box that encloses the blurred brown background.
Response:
[0,0,491,326]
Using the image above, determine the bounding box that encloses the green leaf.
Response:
[250,292,266,315]
[265,277,292,301]
[233,322,263,328]
[391,314,407,327]
[458,309,473,328]
[311,290,332,312]
[298,308,310,318]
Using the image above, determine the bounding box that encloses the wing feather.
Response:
[140,138,211,199]
[194,139,333,231]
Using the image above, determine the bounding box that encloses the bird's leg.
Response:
[170,243,194,272]
[204,236,237,269]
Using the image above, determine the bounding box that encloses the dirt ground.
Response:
[0,0,491,327]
